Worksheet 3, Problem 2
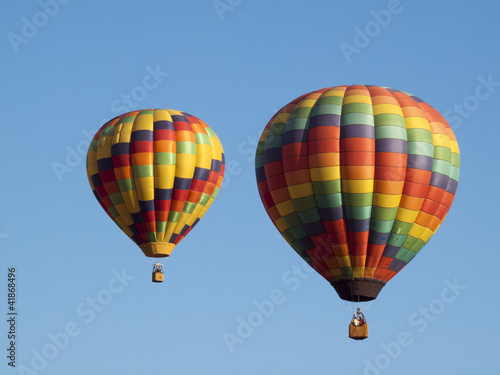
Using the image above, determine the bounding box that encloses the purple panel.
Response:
[346,218,370,232]
[139,199,155,212]
[318,206,344,221]
[131,129,153,142]
[407,154,433,171]
[429,172,450,190]
[282,129,308,145]
[112,143,130,156]
[264,147,282,163]
[304,221,326,237]
[368,231,390,245]
[153,120,174,131]
[173,177,192,190]
[340,124,375,139]
[155,188,172,200]
[381,244,399,258]
[376,138,407,153]
[309,114,340,128]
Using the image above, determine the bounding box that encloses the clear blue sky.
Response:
[1,1,499,374]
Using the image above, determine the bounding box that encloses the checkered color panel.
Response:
[255,85,460,285]
[87,109,225,256]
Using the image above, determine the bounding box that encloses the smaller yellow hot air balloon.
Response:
[86,109,225,282]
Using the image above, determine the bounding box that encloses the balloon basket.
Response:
[152,272,164,283]
[349,322,369,340]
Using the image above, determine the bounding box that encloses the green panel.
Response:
[132,164,154,178]
[433,146,452,162]
[393,220,414,232]
[387,233,406,247]
[406,128,433,143]
[204,127,216,138]
[407,141,434,156]
[315,95,344,106]
[288,107,313,119]
[311,104,342,116]
[108,206,119,218]
[155,152,176,165]
[255,154,264,169]
[289,224,308,240]
[117,178,135,192]
[373,113,406,127]
[157,221,167,234]
[344,205,372,220]
[341,103,374,115]
[109,192,124,205]
[371,206,399,221]
[370,219,395,233]
[195,133,211,145]
[176,141,196,154]
[264,134,283,149]
[340,113,373,125]
[375,125,407,140]
[182,201,197,214]
[432,159,451,175]
[199,193,211,206]
[395,247,415,263]
[282,212,302,228]
[282,228,298,244]
[297,208,321,224]
[315,193,343,208]
[292,196,317,212]
[168,211,181,223]
[342,193,373,207]
[312,180,341,195]
[285,117,309,130]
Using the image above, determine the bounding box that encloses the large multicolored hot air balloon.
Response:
[255,85,460,302]
[87,109,225,279]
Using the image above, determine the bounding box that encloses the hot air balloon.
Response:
[255,85,460,338]
[87,109,225,282]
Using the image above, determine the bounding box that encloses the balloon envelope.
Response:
[255,85,460,301]
[87,109,225,258]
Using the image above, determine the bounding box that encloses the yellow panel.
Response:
[395,207,420,223]
[364,267,376,278]
[287,182,314,199]
[310,166,340,181]
[373,103,404,116]
[408,223,426,238]
[323,89,346,97]
[403,116,431,130]
[133,112,154,131]
[133,177,154,201]
[275,200,296,216]
[450,140,459,154]
[154,165,175,189]
[337,255,352,268]
[114,203,134,225]
[352,266,365,278]
[432,133,451,147]
[116,122,133,143]
[420,227,435,243]
[154,109,174,121]
[373,193,401,208]
[342,94,372,104]
[274,217,290,234]
[295,99,317,108]
[175,155,196,178]
[342,179,374,194]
